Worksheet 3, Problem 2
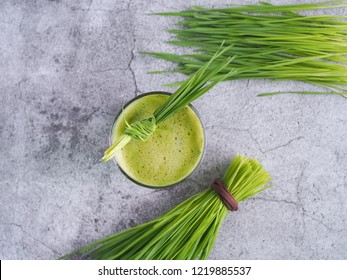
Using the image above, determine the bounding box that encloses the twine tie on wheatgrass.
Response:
[124,115,157,141]
[211,178,238,211]
[102,115,158,162]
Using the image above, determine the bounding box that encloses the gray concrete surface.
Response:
[0,0,346,260]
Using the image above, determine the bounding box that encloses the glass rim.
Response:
[109,91,206,189]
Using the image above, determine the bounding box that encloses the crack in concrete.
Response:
[99,108,115,117]
[295,166,333,234]
[3,222,61,256]
[246,129,266,155]
[238,248,249,258]
[90,67,126,73]
[312,183,323,200]
[301,209,333,231]
[263,136,304,154]
[80,107,100,123]
[255,165,333,237]
[205,124,250,133]
[75,8,122,13]
[128,49,140,96]
[205,124,266,155]
[208,124,304,156]
[251,195,332,231]
[127,0,141,96]
[18,9,25,35]
[17,78,28,101]
[186,177,206,190]
[295,168,307,240]
[72,0,140,96]
[63,0,125,14]
[251,197,301,207]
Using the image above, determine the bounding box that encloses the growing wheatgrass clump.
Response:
[62,154,271,260]
[147,0,347,97]
[102,44,237,162]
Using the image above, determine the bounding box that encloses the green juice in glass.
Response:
[112,93,205,188]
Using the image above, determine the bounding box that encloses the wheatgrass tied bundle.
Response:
[62,155,271,260]
[147,0,347,97]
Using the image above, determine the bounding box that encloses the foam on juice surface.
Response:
[113,93,204,187]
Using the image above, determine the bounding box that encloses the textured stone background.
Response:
[0,0,346,260]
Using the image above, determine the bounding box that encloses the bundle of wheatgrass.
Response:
[102,45,236,162]
[147,0,347,97]
[62,155,271,260]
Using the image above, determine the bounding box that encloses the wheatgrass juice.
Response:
[112,93,205,187]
